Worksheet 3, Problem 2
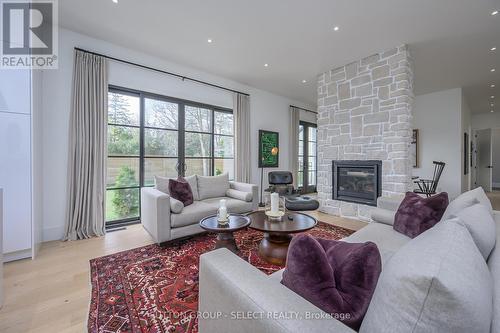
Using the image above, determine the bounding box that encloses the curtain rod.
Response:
[290,105,317,114]
[74,47,250,97]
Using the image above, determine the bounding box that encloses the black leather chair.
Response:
[267,171,297,196]
[267,171,319,211]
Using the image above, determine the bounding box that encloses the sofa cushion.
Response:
[226,188,252,202]
[169,177,194,206]
[451,203,496,260]
[441,186,492,220]
[170,201,215,228]
[169,197,184,214]
[185,175,199,201]
[360,218,493,333]
[343,222,410,266]
[202,197,253,215]
[487,212,500,333]
[281,235,381,331]
[197,174,230,200]
[393,192,448,238]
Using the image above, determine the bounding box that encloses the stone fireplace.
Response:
[317,45,414,221]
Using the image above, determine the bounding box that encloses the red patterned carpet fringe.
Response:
[88,222,354,333]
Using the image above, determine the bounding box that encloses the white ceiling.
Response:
[59,0,500,113]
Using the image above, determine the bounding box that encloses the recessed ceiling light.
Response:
[264,63,269,67]
[112,0,118,3]
[492,68,497,72]
[492,96,496,99]
[492,84,497,88]
[302,79,307,83]
[333,26,340,31]
[492,10,499,16]
[207,39,213,43]
[492,47,497,51]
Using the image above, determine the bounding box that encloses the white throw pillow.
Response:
[451,203,496,260]
[226,189,252,202]
[360,218,493,333]
[185,175,199,201]
[154,175,170,194]
[197,174,230,200]
[441,187,493,220]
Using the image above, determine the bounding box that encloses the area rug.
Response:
[88,222,354,333]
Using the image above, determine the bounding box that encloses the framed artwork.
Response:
[411,129,419,168]
[464,132,469,175]
[258,130,279,168]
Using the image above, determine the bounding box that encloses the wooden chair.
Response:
[413,161,446,197]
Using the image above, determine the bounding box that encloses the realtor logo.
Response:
[1,0,58,69]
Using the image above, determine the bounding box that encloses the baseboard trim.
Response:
[4,249,32,262]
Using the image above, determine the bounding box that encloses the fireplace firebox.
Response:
[333,160,382,206]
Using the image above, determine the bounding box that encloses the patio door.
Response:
[298,121,317,194]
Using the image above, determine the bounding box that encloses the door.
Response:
[476,129,492,192]
[298,122,317,194]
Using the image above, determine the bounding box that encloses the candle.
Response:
[218,199,228,221]
[270,192,279,214]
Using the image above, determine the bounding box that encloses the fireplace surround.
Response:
[333,160,382,206]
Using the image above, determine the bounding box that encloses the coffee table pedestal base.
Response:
[215,232,239,253]
[258,233,292,266]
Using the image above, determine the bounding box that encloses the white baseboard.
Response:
[43,225,64,242]
[4,249,32,262]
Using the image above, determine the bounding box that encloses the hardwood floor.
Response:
[486,191,500,211]
[0,213,366,333]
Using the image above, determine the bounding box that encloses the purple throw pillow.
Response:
[393,192,449,238]
[168,177,194,206]
[281,234,382,330]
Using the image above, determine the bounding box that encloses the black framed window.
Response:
[106,86,234,226]
[297,121,317,194]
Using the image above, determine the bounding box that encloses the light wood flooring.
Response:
[487,191,500,211]
[0,212,366,333]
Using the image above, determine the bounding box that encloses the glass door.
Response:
[298,121,317,194]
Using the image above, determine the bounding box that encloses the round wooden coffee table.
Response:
[199,214,251,253]
[248,211,317,265]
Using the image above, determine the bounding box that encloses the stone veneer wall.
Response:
[317,45,414,221]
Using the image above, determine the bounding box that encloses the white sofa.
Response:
[198,188,500,333]
[141,174,258,244]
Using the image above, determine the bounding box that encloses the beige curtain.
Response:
[64,50,108,240]
[234,93,251,183]
[289,106,300,187]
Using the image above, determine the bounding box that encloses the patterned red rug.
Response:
[88,222,354,333]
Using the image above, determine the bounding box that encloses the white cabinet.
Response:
[0,68,41,262]
[0,113,32,255]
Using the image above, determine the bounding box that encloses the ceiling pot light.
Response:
[264,63,269,67]
[333,26,340,31]
[207,39,213,43]
[492,68,497,72]
[492,96,496,99]
[492,47,497,51]
[492,84,497,88]
[492,10,499,16]
[112,0,118,3]
[302,80,307,83]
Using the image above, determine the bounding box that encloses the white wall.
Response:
[413,88,463,199]
[492,129,500,187]
[472,112,500,130]
[41,28,314,241]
